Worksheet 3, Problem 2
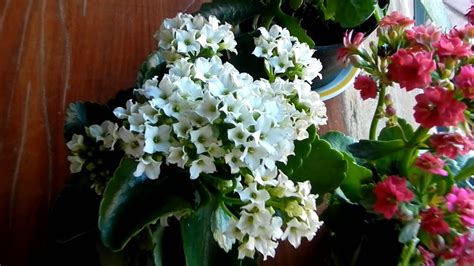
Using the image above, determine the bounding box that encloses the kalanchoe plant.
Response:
[321,11,474,266]
[59,12,343,265]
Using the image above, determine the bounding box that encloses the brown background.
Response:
[0,0,345,265]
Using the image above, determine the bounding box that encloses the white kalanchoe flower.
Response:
[113,99,139,119]
[167,145,189,168]
[72,12,329,261]
[189,155,217,179]
[281,218,309,248]
[67,134,85,152]
[196,92,221,123]
[144,124,172,154]
[68,155,85,173]
[87,121,119,150]
[133,155,162,179]
[224,148,245,174]
[118,127,144,158]
[189,125,217,154]
[253,24,322,82]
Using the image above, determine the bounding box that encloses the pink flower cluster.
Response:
[339,11,474,265]
[446,187,474,228]
[373,175,414,219]
[342,12,473,131]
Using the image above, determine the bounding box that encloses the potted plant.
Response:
[196,0,389,91]
[48,11,336,266]
[315,11,474,265]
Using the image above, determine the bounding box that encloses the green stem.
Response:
[369,84,387,140]
[398,239,419,266]
[400,126,430,176]
[220,195,244,206]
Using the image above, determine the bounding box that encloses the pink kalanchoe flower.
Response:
[467,4,474,24]
[406,25,441,48]
[442,233,474,266]
[373,175,414,219]
[449,24,474,40]
[387,49,435,91]
[337,30,365,64]
[379,11,415,28]
[455,64,474,99]
[413,86,467,128]
[415,152,448,176]
[353,74,378,100]
[420,207,450,234]
[430,133,474,159]
[418,246,435,266]
[446,186,474,227]
[434,35,471,59]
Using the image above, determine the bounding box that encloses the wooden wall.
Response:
[0,0,345,265]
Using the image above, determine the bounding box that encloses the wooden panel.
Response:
[0,1,348,265]
[0,1,204,265]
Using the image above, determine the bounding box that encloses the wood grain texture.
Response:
[0,1,203,265]
[0,1,348,265]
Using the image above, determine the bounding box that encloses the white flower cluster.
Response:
[110,53,326,181]
[253,25,323,82]
[155,13,237,63]
[66,13,327,260]
[216,175,322,260]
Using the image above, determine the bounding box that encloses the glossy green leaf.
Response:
[64,102,115,139]
[197,0,264,25]
[99,159,193,251]
[273,4,315,47]
[289,0,304,10]
[378,118,414,142]
[321,131,372,201]
[348,139,406,161]
[286,136,347,195]
[340,153,373,202]
[454,157,474,183]
[322,131,356,156]
[373,119,414,175]
[325,0,376,28]
[180,193,241,266]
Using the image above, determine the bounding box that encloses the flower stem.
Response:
[400,126,430,176]
[398,238,419,266]
[369,84,387,140]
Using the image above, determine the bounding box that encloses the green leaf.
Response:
[180,192,242,266]
[97,240,127,266]
[372,119,414,175]
[197,0,264,25]
[340,153,373,202]
[378,118,414,142]
[289,0,304,10]
[325,0,376,28]
[64,102,115,140]
[273,4,315,47]
[454,157,474,183]
[398,220,420,244]
[285,136,347,195]
[99,159,193,251]
[152,227,165,266]
[348,139,406,161]
[322,131,356,156]
[321,131,372,202]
